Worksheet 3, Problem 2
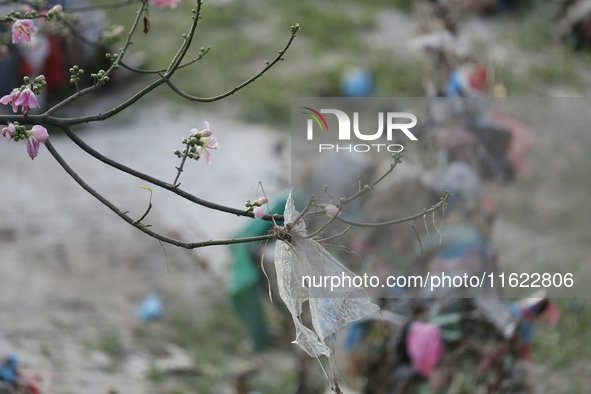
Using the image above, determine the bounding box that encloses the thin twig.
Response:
[411,220,423,254]
[45,139,274,249]
[55,12,102,48]
[59,126,283,222]
[301,208,341,239]
[340,160,399,206]
[165,0,203,75]
[162,24,299,103]
[335,194,451,228]
[119,48,209,74]
[45,0,149,116]
[258,181,277,227]
[423,214,431,243]
[317,226,352,243]
[290,196,314,227]
[172,143,191,187]
[260,239,273,303]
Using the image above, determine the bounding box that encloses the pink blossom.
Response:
[405,322,444,377]
[1,123,15,142]
[197,135,218,165]
[152,0,181,9]
[325,204,340,218]
[12,19,35,44]
[253,207,265,219]
[14,88,39,114]
[189,121,212,138]
[26,125,48,160]
[1,88,21,113]
[201,121,212,137]
[1,87,38,114]
[30,125,48,142]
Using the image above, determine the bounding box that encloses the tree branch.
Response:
[59,126,283,222]
[162,24,299,102]
[45,139,274,249]
[335,194,451,228]
[119,48,210,74]
[45,0,149,116]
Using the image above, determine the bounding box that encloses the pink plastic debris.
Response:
[406,322,444,378]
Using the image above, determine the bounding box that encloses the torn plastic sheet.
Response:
[273,192,380,358]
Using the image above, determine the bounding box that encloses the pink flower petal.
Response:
[0,94,13,105]
[26,91,39,109]
[21,19,34,29]
[208,136,218,149]
[253,207,265,219]
[14,88,32,106]
[26,136,40,159]
[2,123,15,142]
[30,125,48,143]
[14,89,38,114]
[12,19,34,44]
[1,88,19,105]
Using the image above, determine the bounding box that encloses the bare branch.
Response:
[335,194,451,228]
[119,48,210,74]
[45,139,274,249]
[163,24,300,102]
[59,126,283,222]
[316,226,352,243]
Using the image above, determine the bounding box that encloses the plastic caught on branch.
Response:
[273,191,379,358]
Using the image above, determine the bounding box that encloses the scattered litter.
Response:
[273,192,379,358]
[0,353,50,394]
[0,353,18,383]
[406,322,444,378]
[135,293,163,322]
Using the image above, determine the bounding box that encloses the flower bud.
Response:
[255,197,268,206]
[200,129,212,137]
[325,204,340,218]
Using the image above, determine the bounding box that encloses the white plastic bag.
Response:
[273,192,380,358]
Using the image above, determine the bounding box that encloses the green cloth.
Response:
[229,193,289,351]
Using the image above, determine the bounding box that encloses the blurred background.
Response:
[1,0,591,393]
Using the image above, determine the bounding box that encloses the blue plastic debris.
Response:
[135,293,163,322]
[445,70,463,97]
[0,353,19,383]
[341,68,374,97]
